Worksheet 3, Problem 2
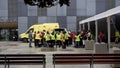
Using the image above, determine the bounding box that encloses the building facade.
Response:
[0,0,119,40]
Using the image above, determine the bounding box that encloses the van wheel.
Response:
[23,38,28,43]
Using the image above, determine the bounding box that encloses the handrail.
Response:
[0,54,46,68]
[53,54,120,68]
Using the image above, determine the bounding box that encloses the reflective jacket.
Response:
[64,33,70,40]
[56,34,61,40]
[50,34,55,40]
[115,31,119,37]
[75,35,80,41]
[35,33,41,40]
[44,34,50,41]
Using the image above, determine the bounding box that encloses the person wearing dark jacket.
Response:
[28,30,33,47]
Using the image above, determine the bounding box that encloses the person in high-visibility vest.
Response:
[87,31,91,40]
[88,31,94,40]
[61,31,66,49]
[61,31,70,49]
[64,32,70,47]
[115,30,120,44]
[56,32,62,48]
[50,32,55,48]
[90,33,94,40]
[34,31,41,47]
[42,30,46,47]
[75,32,80,48]
[44,31,50,47]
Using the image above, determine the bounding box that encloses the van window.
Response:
[54,28,68,33]
[26,28,34,34]
[54,29,64,32]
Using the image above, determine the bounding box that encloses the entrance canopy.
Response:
[79,6,120,24]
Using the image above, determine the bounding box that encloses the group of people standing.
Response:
[98,30,120,44]
[29,29,120,49]
[74,31,94,48]
[28,30,73,49]
[28,29,95,49]
[29,29,120,48]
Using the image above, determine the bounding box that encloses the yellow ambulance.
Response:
[19,23,59,42]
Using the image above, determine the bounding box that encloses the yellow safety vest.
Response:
[44,34,50,41]
[61,34,65,42]
[75,35,80,41]
[115,31,119,37]
[90,34,93,39]
[56,34,61,40]
[35,33,41,40]
[50,34,55,40]
[65,33,69,40]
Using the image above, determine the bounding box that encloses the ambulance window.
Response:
[26,28,34,34]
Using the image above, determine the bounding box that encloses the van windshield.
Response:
[54,29,65,32]
[53,28,67,33]
[26,28,34,34]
